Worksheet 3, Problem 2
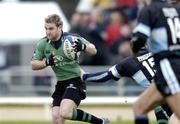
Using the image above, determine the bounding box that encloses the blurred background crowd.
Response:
[0,0,148,68]
[69,0,145,65]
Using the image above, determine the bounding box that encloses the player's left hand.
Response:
[73,39,86,52]
[45,53,55,66]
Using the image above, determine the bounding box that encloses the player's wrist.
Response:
[73,39,86,52]
[45,59,50,66]
[81,44,86,51]
[45,54,56,66]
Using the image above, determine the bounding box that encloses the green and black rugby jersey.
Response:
[32,33,90,81]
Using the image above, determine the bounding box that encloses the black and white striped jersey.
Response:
[109,52,155,88]
[133,0,180,56]
[83,52,155,89]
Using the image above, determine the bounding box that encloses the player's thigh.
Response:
[166,93,180,120]
[169,114,180,124]
[134,83,165,115]
[59,99,77,119]
[60,87,81,114]
[52,106,64,119]
[60,99,77,112]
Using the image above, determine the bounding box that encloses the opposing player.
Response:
[130,0,180,123]
[31,14,109,124]
[82,49,172,124]
[82,50,153,89]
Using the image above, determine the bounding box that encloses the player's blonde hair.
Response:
[45,14,63,27]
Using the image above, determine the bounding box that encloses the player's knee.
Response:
[52,111,60,123]
[59,107,72,119]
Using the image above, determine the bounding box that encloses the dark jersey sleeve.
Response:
[114,57,151,88]
[115,57,141,77]
[138,7,152,27]
[131,7,152,54]
[111,52,155,82]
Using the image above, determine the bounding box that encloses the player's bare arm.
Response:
[31,60,46,70]
[84,43,97,55]
[31,52,56,70]
[73,39,97,55]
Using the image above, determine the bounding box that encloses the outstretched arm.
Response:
[82,70,119,83]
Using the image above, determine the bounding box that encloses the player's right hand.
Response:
[45,54,55,66]
[73,39,86,52]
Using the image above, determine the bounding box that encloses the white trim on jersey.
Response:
[133,23,151,37]
[109,65,121,78]
[132,70,150,89]
[160,59,180,94]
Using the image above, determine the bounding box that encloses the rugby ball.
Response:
[63,39,80,60]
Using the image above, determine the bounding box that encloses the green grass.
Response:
[0,104,156,124]
[0,121,156,124]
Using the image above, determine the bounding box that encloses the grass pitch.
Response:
[0,121,156,124]
[0,104,156,124]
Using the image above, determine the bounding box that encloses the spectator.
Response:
[91,0,116,10]
[105,12,124,47]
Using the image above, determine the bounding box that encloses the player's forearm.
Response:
[84,43,97,55]
[83,71,110,83]
[83,71,119,83]
[31,60,47,70]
